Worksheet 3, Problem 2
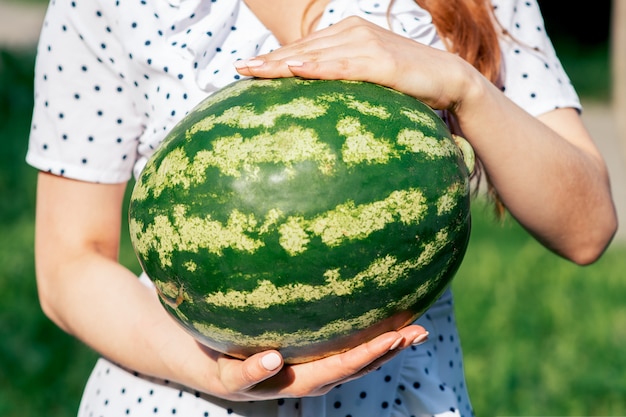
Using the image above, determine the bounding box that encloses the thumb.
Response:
[218,351,284,393]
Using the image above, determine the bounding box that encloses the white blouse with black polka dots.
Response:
[26,0,580,416]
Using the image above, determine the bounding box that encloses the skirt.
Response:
[77,288,473,417]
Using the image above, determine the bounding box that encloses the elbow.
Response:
[37,284,64,330]
[35,268,73,335]
[565,212,618,266]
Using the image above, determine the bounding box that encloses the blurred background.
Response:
[1,0,625,415]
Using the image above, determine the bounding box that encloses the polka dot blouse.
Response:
[26,0,580,185]
[25,1,580,416]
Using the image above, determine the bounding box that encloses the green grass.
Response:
[0,49,90,416]
[454,203,626,416]
[554,40,612,102]
[1,45,625,416]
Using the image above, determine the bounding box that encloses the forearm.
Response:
[453,74,617,263]
[37,250,224,394]
[233,17,618,262]
[33,173,221,394]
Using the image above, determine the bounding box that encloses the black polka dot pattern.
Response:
[492,0,580,115]
[26,0,579,184]
[28,1,578,416]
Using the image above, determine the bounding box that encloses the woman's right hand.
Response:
[34,171,428,402]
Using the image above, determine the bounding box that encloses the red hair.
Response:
[415,0,505,214]
[415,0,501,85]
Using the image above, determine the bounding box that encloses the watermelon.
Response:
[128,77,474,364]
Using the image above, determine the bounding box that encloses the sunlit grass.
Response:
[454,201,626,416]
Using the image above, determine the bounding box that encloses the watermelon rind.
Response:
[129,77,472,363]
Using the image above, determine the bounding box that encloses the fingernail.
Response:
[412,332,429,346]
[261,352,282,371]
[285,60,304,67]
[389,337,403,351]
[245,59,265,67]
[233,59,264,69]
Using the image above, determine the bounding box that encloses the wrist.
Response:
[448,60,493,118]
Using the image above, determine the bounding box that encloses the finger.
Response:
[217,350,284,394]
[253,325,428,397]
[233,35,347,78]
[281,57,383,83]
[235,46,383,83]
[234,24,370,78]
[324,325,429,381]
[361,325,429,370]
[233,58,299,78]
[313,325,429,393]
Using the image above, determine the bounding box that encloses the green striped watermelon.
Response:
[129,77,474,364]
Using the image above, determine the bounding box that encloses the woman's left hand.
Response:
[234,16,477,111]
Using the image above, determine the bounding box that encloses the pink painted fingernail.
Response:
[261,352,282,371]
[233,59,264,69]
[412,332,429,346]
[244,59,265,67]
[389,337,403,351]
[285,60,304,67]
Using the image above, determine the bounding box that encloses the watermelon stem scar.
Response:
[156,282,186,309]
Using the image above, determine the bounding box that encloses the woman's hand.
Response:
[234,16,479,111]
[206,325,428,400]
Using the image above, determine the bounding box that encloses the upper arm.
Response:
[35,172,129,274]
[536,107,607,169]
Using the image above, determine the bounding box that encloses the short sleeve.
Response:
[492,0,581,116]
[26,0,143,183]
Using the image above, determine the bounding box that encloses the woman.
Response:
[27,0,617,416]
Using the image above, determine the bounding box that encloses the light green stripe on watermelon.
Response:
[337,116,398,165]
[318,93,391,119]
[400,108,438,130]
[278,188,427,255]
[203,239,446,310]
[129,205,264,267]
[133,127,337,201]
[191,305,394,349]
[130,183,451,268]
[187,97,329,135]
[193,127,337,178]
[204,269,357,310]
[396,128,458,159]
[416,228,450,267]
[258,208,284,234]
[132,148,201,200]
[436,182,467,216]
[341,96,391,118]
[190,262,451,350]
